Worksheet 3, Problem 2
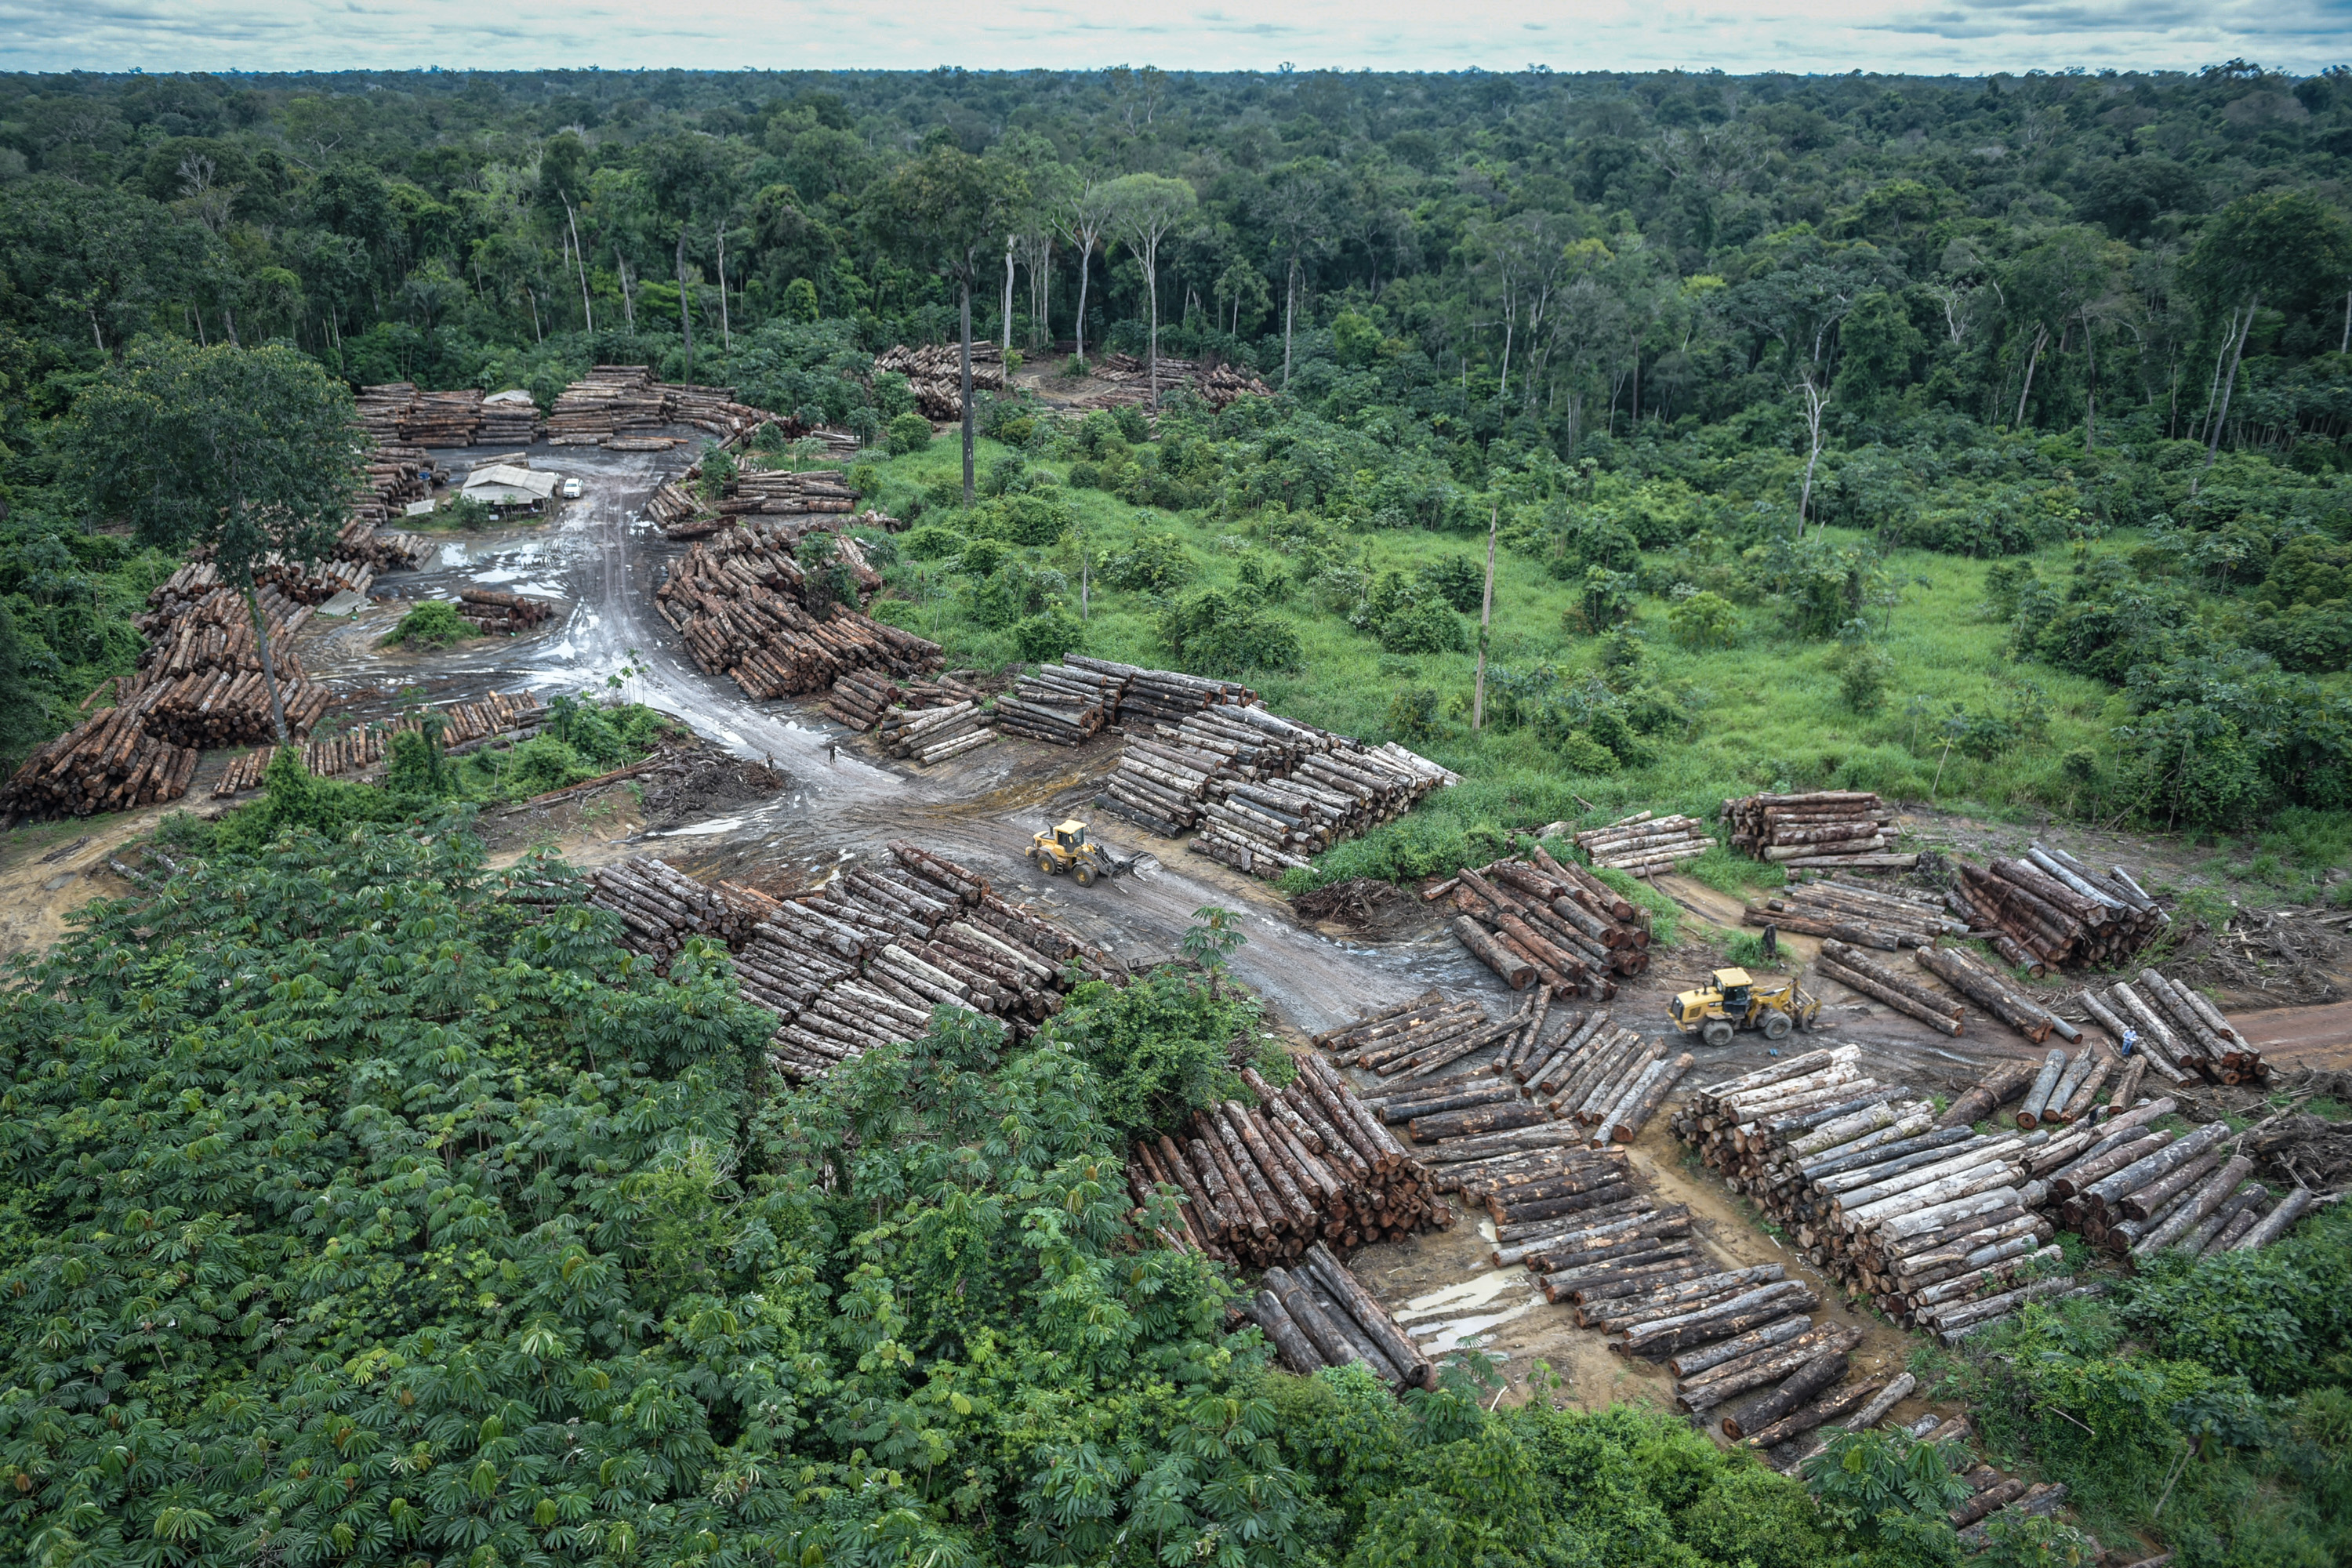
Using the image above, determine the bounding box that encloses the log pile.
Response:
[209,690,548,796]
[995,662,1123,746]
[2026,1098,2317,1261]
[546,365,670,445]
[1239,1243,1435,1388]
[1914,945,2078,1047]
[356,383,418,443]
[822,668,987,732]
[336,513,430,572]
[478,391,539,445]
[873,343,1007,421]
[2078,967,2268,1085]
[1667,1047,2082,1334]
[877,700,996,766]
[400,388,485,446]
[1945,845,2168,973]
[1069,354,1273,412]
[456,588,557,635]
[655,530,945,699]
[1575,811,1713,874]
[651,460,862,538]
[1064,655,1252,724]
[1138,1056,1447,1272]
[1745,877,1962,950]
[0,696,198,822]
[1813,939,1968,1037]
[1723,792,1915,870]
[1430,847,1651,998]
[133,583,336,748]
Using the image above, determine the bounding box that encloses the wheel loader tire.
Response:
[1701,1019,1736,1048]
[1035,849,1060,876]
[1073,862,1098,887]
[1762,1011,1793,1041]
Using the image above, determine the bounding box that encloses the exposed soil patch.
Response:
[637,747,790,830]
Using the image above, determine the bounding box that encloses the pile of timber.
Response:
[2011,1091,2320,1261]
[546,365,670,445]
[572,841,1117,1080]
[1746,878,1962,950]
[996,662,1123,746]
[0,695,198,823]
[1240,1243,1435,1389]
[1723,792,1915,870]
[1134,1054,1446,1271]
[2079,967,2269,1085]
[1813,939,1969,1037]
[455,588,557,635]
[1069,354,1273,412]
[356,383,418,443]
[1065,655,1253,724]
[1575,811,1713,874]
[650,459,861,538]
[1426,846,1652,998]
[1915,944,2080,1046]
[655,531,944,699]
[657,383,775,443]
[209,690,547,796]
[877,701,996,766]
[132,583,336,748]
[873,343,1007,421]
[1673,1055,2099,1338]
[822,668,986,732]
[336,513,430,572]
[1946,845,2168,972]
[400,388,484,446]
[477,391,539,445]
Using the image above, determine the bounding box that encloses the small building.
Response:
[460,463,561,512]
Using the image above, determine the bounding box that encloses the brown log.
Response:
[1813,954,1964,1036]
[1722,1351,1851,1439]
[1450,915,1536,989]
[1936,1059,2038,1128]
[1742,1377,1886,1450]
[1619,1282,1820,1356]
[1245,1289,1323,1374]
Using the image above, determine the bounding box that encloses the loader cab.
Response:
[1713,967,1754,1017]
[1054,819,1087,851]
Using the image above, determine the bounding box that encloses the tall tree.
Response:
[1264,164,1331,389]
[875,147,1027,505]
[1105,173,1198,409]
[1055,177,1118,367]
[2183,191,2352,463]
[60,340,358,742]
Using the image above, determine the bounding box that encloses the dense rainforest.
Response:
[2,63,2352,1568]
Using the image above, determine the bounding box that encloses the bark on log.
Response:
[1722,1351,1851,1439]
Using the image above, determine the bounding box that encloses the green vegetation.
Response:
[379,597,476,646]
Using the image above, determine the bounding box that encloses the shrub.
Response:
[1160,590,1304,676]
[1011,606,1085,662]
[886,410,933,454]
[1837,642,1898,711]
[1668,590,1741,648]
[1417,554,1486,612]
[381,599,474,647]
[1104,531,1197,592]
[901,524,964,561]
[1386,687,1442,742]
[1380,597,1468,654]
[1556,729,1621,775]
[438,492,495,530]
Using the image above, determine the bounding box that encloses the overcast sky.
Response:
[1,0,2343,76]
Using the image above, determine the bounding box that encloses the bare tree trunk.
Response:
[1146,251,1160,410]
[1003,238,1015,354]
[2082,319,2097,452]
[618,251,634,330]
[960,279,976,506]
[528,286,542,343]
[1498,311,1513,401]
[1283,254,1299,388]
[676,229,695,387]
[2013,324,2045,427]
[2342,289,2350,354]
[223,307,240,348]
[1074,239,1091,365]
[717,223,731,350]
[565,198,593,333]
[243,583,290,744]
[2207,293,2256,466]
[1474,503,1497,731]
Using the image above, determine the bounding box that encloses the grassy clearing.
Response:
[855,435,2352,896]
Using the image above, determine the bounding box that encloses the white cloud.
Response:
[0,0,2341,74]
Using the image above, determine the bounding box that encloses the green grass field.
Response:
[851,433,2349,896]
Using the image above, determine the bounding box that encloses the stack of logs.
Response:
[2032,1094,2314,1261]
[1915,945,2079,1045]
[648,459,862,537]
[401,388,486,446]
[1574,812,1713,875]
[566,842,1119,1080]
[455,588,557,635]
[822,669,987,732]
[877,701,996,765]
[1724,792,1915,871]
[0,696,198,823]
[873,343,1007,420]
[1947,846,2168,973]
[1069,354,1273,412]
[210,690,548,796]
[134,574,339,747]
[356,383,418,444]
[655,528,945,699]
[478,392,539,445]
[1240,1244,1435,1389]
[337,512,429,572]
[2078,967,2268,1084]
[1813,940,1968,1038]
[1068,655,1253,725]
[1745,878,1962,949]
[1671,1047,2098,1340]
[1425,848,1651,999]
[545,365,672,445]
[996,662,1122,746]
[1134,1054,1447,1272]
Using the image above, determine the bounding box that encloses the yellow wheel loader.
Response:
[1029,819,1154,888]
[1668,967,1821,1047]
